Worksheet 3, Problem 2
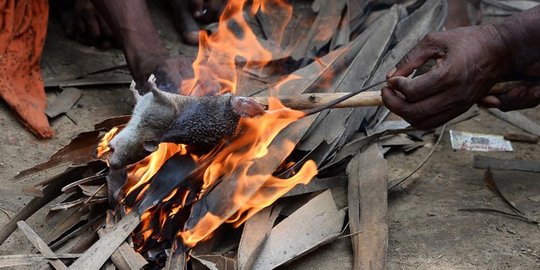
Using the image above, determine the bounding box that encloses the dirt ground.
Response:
[0,3,539,270]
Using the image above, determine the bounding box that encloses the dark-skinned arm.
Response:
[90,0,195,92]
[383,6,540,129]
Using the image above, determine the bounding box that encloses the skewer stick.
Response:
[252,81,519,111]
[252,91,383,110]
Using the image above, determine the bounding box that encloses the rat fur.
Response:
[107,76,256,169]
[107,76,383,169]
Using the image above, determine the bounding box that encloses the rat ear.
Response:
[130,81,142,103]
[148,74,173,105]
[143,140,160,152]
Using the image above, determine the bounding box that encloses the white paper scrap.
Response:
[449,130,513,152]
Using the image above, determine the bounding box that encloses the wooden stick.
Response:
[17,221,68,270]
[252,91,382,110]
[253,81,520,111]
[67,211,141,270]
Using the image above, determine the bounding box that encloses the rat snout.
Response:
[108,140,116,153]
[106,139,124,169]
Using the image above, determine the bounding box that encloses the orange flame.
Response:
[179,158,316,247]
[96,0,319,252]
[124,143,189,199]
[178,98,316,247]
[96,127,119,159]
[182,0,293,96]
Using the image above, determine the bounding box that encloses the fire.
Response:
[96,127,119,160]
[179,159,317,247]
[97,0,319,254]
[182,0,293,96]
[123,143,190,201]
[179,99,316,247]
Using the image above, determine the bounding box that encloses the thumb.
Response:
[478,95,501,108]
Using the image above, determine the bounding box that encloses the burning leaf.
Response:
[178,108,318,247]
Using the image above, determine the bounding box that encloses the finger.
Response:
[494,85,540,111]
[75,21,90,45]
[478,95,501,108]
[381,87,417,122]
[83,12,101,40]
[388,35,445,79]
[383,86,465,126]
[387,65,447,103]
[96,16,113,50]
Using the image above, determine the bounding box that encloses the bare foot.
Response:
[168,0,225,45]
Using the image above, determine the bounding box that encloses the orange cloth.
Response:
[0,0,53,138]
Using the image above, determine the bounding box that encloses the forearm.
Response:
[91,0,169,82]
[494,5,540,77]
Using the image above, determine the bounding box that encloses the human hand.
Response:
[382,25,512,129]
[479,81,540,111]
[61,0,115,49]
